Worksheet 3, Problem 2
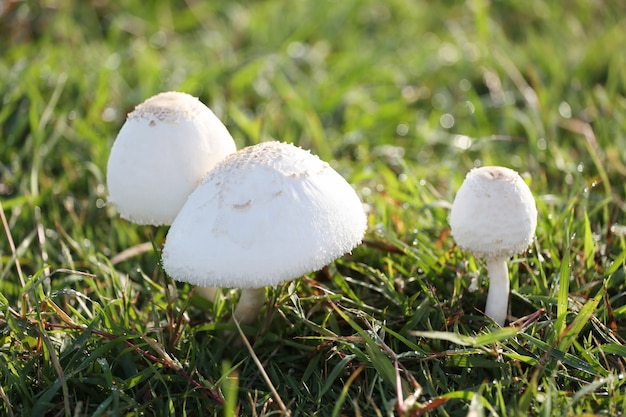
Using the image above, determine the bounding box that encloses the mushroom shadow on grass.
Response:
[449,166,537,326]
[161,141,368,324]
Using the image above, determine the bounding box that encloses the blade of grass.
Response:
[555,219,572,336]
[439,391,497,416]
[411,327,519,348]
[331,364,365,417]
[568,374,617,413]
[0,201,26,288]
[319,354,357,397]
[221,360,239,417]
[557,289,603,352]
[519,333,599,376]
[233,317,290,416]
[582,211,596,270]
[329,303,397,385]
[0,384,14,417]
[36,325,71,417]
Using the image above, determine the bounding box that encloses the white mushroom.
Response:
[162,141,367,324]
[106,91,236,226]
[449,166,537,326]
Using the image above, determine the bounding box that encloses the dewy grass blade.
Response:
[411,328,519,348]
[595,344,626,357]
[473,327,520,346]
[410,330,474,347]
[519,333,599,376]
[556,218,573,336]
[557,289,603,352]
[568,374,617,412]
[582,211,596,270]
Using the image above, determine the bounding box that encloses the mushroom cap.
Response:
[162,141,367,288]
[106,91,236,226]
[449,166,537,259]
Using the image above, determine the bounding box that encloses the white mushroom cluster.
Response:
[450,166,537,326]
[106,92,367,324]
[106,92,538,330]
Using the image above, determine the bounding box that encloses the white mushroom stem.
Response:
[195,286,220,303]
[232,288,266,325]
[484,256,510,326]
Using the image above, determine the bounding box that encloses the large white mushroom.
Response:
[162,141,367,324]
[449,166,537,326]
[106,91,236,226]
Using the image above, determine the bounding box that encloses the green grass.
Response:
[2,0,626,415]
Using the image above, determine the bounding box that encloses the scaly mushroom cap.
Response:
[449,166,537,259]
[106,91,236,226]
[162,141,367,288]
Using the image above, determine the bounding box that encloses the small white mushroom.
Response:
[162,141,367,324]
[106,91,236,226]
[449,166,537,326]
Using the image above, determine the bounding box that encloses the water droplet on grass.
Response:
[440,114,455,128]
[453,135,471,150]
[559,101,572,118]
[396,123,409,136]
[537,138,547,151]
[610,224,626,236]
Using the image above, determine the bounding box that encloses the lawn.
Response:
[1,0,626,416]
